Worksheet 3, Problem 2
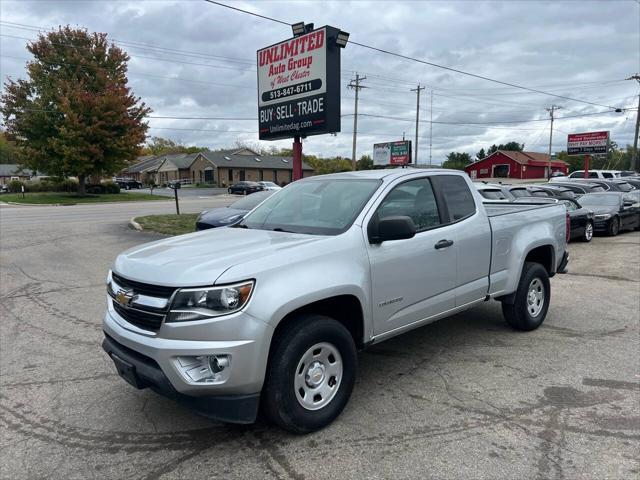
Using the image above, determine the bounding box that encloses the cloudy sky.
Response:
[1,0,638,164]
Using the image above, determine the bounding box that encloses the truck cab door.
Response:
[366,177,457,337]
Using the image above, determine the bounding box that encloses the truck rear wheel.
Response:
[262,314,357,434]
[501,262,550,331]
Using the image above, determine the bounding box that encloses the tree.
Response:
[1,26,150,195]
[356,154,374,170]
[476,148,486,160]
[442,151,472,170]
[0,130,21,164]
[487,142,524,155]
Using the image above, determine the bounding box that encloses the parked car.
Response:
[506,185,564,198]
[228,181,264,195]
[553,169,621,181]
[258,181,282,191]
[196,190,275,230]
[103,169,569,433]
[543,181,606,196]
[576,192,640,236]
[116,178,143,190]
[529,184,577,199]
[0,184,8,193]
[561,198,595,242]
[570,178,635,193]
[474,183,514,202]
[621,177,640,189]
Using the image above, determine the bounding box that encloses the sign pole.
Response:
[584,155,590,179]
[173,186,180,215]
[293,135,303,181]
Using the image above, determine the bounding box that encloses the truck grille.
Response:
[112,302,164,331]
[111,272,177,298]
[109,273,177,332]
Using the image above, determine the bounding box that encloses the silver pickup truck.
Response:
[103,169,569,433]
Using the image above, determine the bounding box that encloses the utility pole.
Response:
[429,90,433,165]
[545,105,562,178]
[626,75,640,171]
[411,84,426,165]
[348,73,367,170]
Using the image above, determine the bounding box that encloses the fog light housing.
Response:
[175,355,231,384]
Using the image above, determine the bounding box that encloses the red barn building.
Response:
[464,150,568,180]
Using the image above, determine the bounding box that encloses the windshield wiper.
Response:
[272,227,294,233]
[234,223,249,229]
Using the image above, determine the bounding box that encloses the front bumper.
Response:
[102,334,259,423]
[593,219,610,232]
[103,306,273,395]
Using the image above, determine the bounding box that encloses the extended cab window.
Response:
[376,178,441,231]
[432,175,476,220]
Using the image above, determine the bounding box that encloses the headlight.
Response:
[166,281,254,322]
[594,214,612,220]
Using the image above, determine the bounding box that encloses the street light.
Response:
[335,30,350,48]
[292,22,305,36]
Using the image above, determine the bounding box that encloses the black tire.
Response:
[501,262,550,331]
[262,314,357,434]
[582,221,593,242]
[228,188,232,194]
[608,216,620,236]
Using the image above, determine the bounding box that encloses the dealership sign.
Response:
[567,131,609,155]
[257,26,342,141]
[373,141,412,166]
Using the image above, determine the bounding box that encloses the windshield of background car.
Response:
[479,189,507,200]
[240,178,381,235]
[229,190,274,210]
[509,188,529,197]
[578,194,620,206]
[614,182,633,192]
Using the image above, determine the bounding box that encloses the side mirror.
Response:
[369,216,416,244]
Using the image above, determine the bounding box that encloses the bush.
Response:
[103,181,121,194]
[59,179,79,193]
[7,180,25,193]
[86,184,105,194]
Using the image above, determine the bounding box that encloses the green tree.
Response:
[442,151,472,170]
[1,26,150,195]
[475,148,486,160]
[0,130,21,164]
[356,154,374,170]
[487,142,524,155]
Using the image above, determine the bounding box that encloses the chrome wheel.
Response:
[294,342,342,411]
[527,278,545,317]
[584,222,593,241]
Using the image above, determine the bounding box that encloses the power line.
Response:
[204,1,619,109]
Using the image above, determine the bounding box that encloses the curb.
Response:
[129,217,143,231]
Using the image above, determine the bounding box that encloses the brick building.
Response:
[121,148,314,186]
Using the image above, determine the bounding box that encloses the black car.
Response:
[571,178,635,192]
[196,190,274,230]
[622,177,640,189]
[547,181,606,196]
[577,192,640,236]
[529,184,577,199]
[228,181,263,195]
[116,178,142,190]
[560,198,595,242]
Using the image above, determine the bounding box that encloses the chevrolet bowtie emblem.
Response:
[116,289,137,307]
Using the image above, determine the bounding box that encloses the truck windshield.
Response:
[239,178,381,235]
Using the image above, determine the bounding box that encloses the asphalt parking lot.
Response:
[1,200,638,480]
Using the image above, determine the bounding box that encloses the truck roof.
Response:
[300,168,456,181]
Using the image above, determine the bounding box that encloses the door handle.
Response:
[434,239,454,250]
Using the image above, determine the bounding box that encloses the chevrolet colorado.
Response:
[103,169,569,433]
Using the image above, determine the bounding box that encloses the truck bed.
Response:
[483,202,561,217]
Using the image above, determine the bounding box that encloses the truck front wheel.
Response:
[501,262,550,331]
[262,314,357,434]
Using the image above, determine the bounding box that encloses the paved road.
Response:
[1,202,639,479]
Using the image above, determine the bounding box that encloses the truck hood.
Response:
[113,227,326,286]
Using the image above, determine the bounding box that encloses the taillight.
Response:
[565,213,570,243]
